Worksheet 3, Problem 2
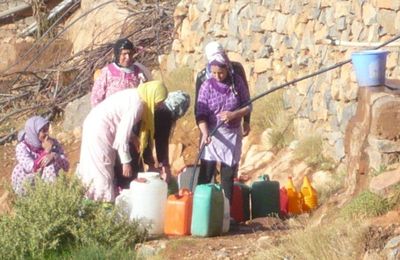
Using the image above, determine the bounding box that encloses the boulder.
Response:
[63,93,91,132]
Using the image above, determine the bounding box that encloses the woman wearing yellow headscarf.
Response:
[78,80,167,202]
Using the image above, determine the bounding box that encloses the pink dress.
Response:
[11,140,69,195]
[78,88,144,202]
[91,62,149,107]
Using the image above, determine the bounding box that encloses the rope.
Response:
[189,32,400,191]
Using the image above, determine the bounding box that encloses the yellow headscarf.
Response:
[137,80,168,154]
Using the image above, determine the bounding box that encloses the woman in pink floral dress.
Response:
[11,116,69,195]
[91,38,151,107]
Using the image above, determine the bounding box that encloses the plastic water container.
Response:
[191,184,224,237]
[351,50,388,87]
[222,191,230,233]
[164,189,193,236]
[177,165,200,191]
[251,175,280,218]
[279,187,289,218]
[117,172,167,235]
[285,177,303,215]
[115,189,134,216]
[230,181,250,223]
[301,176,318,212]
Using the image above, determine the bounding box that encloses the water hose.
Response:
[189,33,400,191]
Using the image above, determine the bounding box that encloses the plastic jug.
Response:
[222,191,230,233]
[285,176,303,215]
[164,189,193,236]
[251,175,280,218]
[279,187,289,218]
[115,188,134,216]
[230,180,250,223]
[301,176,318,212]
[128,172,167,235]
[191,184,224,237]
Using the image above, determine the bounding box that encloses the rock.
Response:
[63,94,91,132]
[369,169,400,196]
[362,3,377,25]
[311,171,334,192]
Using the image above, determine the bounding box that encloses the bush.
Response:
[293,135,335,170]
[0,175,147,259]
[341,191,391,219]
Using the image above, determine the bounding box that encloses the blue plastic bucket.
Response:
[351,50,388,87]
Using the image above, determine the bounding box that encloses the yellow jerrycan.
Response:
[301,176,318,212]
[285,176,303,215]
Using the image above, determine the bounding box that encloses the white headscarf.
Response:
[205,41,224,61]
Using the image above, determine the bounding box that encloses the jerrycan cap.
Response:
[137,171,160,179]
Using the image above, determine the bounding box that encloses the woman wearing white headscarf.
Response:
[196,52,251,203]
[195,41,251,136]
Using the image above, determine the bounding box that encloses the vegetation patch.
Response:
[252,89,294,149]
[255,219,366,259]
[316,170,346,204]
[293,135,335,170]
[0,175,147,259]
[341,191,391,219]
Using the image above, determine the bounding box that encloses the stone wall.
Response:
[160,0,400,163]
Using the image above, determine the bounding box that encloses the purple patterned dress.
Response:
[11,140,69,195]
[196,75,250,166]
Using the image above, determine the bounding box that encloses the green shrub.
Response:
[294,135,335,170]
[0,175,147,259]
[46,243,137,260]
[341,191,391,219]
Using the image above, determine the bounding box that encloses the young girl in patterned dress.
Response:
[11,116,70,195]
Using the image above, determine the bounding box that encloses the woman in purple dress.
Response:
[11,116,70,195]
[195,53,251,202]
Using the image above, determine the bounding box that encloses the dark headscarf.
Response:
[113,38,135,66]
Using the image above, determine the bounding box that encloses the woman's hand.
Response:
[39,152,56,167]
[130,134,140,152]
[218,111,235,124]
[200,133,211,146]
[42,136,55,152]
[160,165,172,183]
[122,163,133,178]
[198,121,211,146]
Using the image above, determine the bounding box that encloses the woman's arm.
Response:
[15,143,35,173]
[91,67,108,107]
[198,121,211,145]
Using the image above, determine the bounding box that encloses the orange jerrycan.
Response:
[301,176,318,212]
[164,189,193,236]
[285,177,303,215]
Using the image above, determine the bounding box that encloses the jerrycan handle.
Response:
[259,174,270,181]
[178,188,193,197]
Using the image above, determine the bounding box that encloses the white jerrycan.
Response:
[129,172,168,235]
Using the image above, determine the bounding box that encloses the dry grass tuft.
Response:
[255,219,366,260]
